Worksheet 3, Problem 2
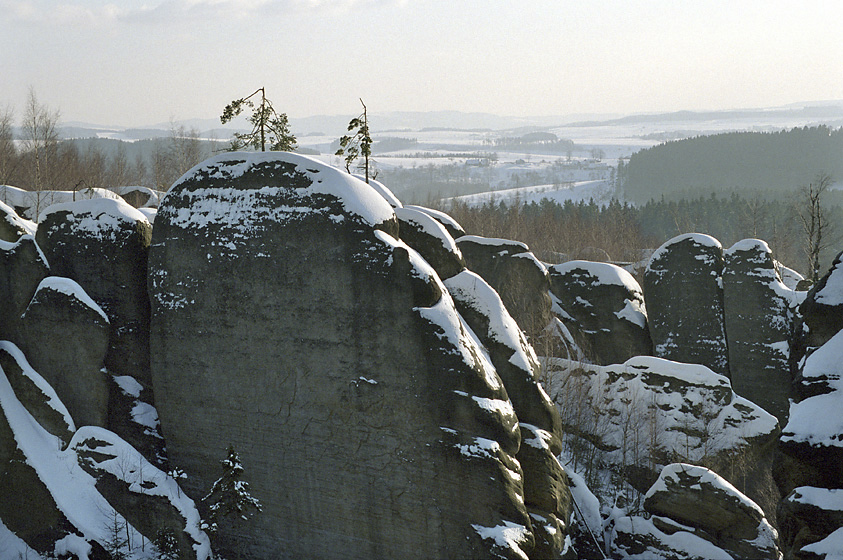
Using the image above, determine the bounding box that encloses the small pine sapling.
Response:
[202,445,262,537]
[220,88,296,152]
[335,98,373,183]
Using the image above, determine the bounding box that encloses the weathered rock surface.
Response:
[544,355,780,516]
[0,357,209,559]
[149,152,535,560]
[723,239,797,424]
[798,249,843,352]
[19,276,110,428]
[778,486,843,560]
[405,204,466,240]
[444,269,571,558]
[0,199,36,242]
[548,260,651,365]
[614,463,779,559]
[36,197,153,386]
[396,206,465,280]
[456,235,552,341]
[0,234,50,344]
[644,233,730,376]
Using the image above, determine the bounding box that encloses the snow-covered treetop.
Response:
[167,151,396,229]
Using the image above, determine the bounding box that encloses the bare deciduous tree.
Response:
[797,173,833,284]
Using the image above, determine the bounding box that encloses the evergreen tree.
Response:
[220,87,296,152]
[335,98,373,183]
[203,445,262,536]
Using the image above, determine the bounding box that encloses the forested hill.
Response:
[622,126,843,203]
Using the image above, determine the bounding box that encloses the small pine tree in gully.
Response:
[202,445,262,555]
[220,87,296,152]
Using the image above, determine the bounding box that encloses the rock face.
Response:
[444,269,572,558]
[0,199,36,242]
[644,233,730,376]
[722,239,796,424]
[456,235,553,342]
[548,260,651,365]
[395,206,466,281]
[613,463,780,560]
[149,152,536,560]
[778,486,843,560]
[0,234,50,344]
[798,249,843,351]
[544,355,780,517]
[19,277,111,428]
[35,198,154,386]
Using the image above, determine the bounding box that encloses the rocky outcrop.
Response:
[778,486,843,560]
[644,233,730,376]
[0,349,208,559]
[0,234,50,344]
[613,463,780,559]
[396,206,465,280]
[548,260,651,365]
[404,204,466,240]
[544,355,780,516]
[0,199,36,242]
[456,235,552,341]
[19,277,110,428]
[445,269,571,558]
[723,239,797,424]
[797,249,843,352]
[35,197,153,386]
[149,152,536,560]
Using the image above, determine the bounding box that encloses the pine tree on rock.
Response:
[335,98,373,183]
[203,445,262,536]
[220,87,296,152]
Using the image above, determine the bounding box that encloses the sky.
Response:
[1,0,842,127]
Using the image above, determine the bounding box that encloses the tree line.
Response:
[441,191,842,280]
[623,125,843,204]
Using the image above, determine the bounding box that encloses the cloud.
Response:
[0,0,411,27]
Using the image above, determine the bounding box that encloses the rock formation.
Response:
[548,260,652,365]
[613,463,779,559]
[644,233,730,376]
[149,152,538,560]
[722,239,798,424]
[0,234,50,344]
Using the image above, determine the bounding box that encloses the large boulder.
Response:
[0,234,50,344]
[612,463,780,559]
[543,355,780,517]
[149,152,534,560]
[36,197,153,386]
[456,235,553,342]
[778,486,843,560]
[643,233,730,376]
[723,239,797,424]
[18,277,110,428]
[548,260,651,365]
[0,199,36,242]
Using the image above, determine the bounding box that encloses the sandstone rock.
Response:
[548,260,651,365]
[543,356,779,513]
[780,329,843,493]
[0,234,50,344]
[444,269,571,558]
[149,152,533,560]
[36,197,153,387]
[0,341,75,445]
[643,233,730,376]
[612,514,734,560]
[0,199,36,242]
[798,249,843,351]
[404,204,466,239]
[778,486,843,560]
[723,239,797,424]
[19,276,110,428]
[641,463,780,559]
[456,235,552,341]
[396,206,465,280]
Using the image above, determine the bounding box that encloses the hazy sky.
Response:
[1,0,841,127]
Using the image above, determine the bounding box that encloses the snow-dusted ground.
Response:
[444,180,615,208]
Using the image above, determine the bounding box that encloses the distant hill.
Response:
[622,125,843,203]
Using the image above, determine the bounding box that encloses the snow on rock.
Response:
[644,232,729,376]
[30,276,109,323]
[548,260,651,366]
[544,355,778,516]
[611,514,735,560]
[0,184,122,221]
[779,486,843,560]
[782,329,843,448]
[39,196,151,234]
[404,204,466,239]
[396,205,465,280]
[351,173,403,208]
[798,250,843,351]
[0,198,36,239]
